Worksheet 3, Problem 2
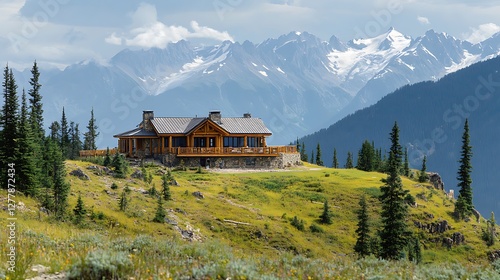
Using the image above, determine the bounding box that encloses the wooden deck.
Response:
[169,146,297,157]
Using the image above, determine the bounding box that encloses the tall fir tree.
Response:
[403,148,410,177]
[296,137,300,152]
[16,90,38,196]
[51,138,70,221]
[49,121,61,142]
[485,212,496,246]
[418,156,428,183]
[332,148,339,168]
[28,61,44,142]
[83,108,99,150]
[345,151,354,169]
[0,67,19,188]
[68,121,82,160]
[60,107,70,158]
[300,142,308,162]
[315,143,323,166]
[357,140,375,171]
[379,122,409,260]
[152,196,166,223]
[354,195,371,257]
[454,119,473,220]
[73,194,86,225]
[310,150,314,164]
[103,147,112,166]
[319,200,333,224]
[161,174,172,201]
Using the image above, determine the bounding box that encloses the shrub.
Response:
[404,193,416,206]
[110,183,118,190]
[291,216,305,231]
[309,223,324,233]
[67,250,133,280]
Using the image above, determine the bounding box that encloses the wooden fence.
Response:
[79,148,118,157]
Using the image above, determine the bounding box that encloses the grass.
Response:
[0,160,499,279]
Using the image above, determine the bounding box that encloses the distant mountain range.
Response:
[11,28,500,148]
[299,55,500,218]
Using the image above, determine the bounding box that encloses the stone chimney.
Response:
[243,113,251,118]
[209,111,221,123]
[143,110,154,131]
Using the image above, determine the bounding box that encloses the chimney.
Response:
[209,111,221,123]
[143,110,154,131]
[243,113,251,118]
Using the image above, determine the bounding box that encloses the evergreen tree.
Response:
[408,237,422,264]
[73,194,86,225]
[51,138,70,221]
[103,147,112,166]
[357,140,375,171]
[315,143,323,166]
[16,90,38,196]
[161,174,172,201]
[118,190,128,211]
[68,122,82,159]
[379,122,409,260]
[49,121,61,142]
[454,119,473,219]
[152,196,166,223]
[354,195,371,257]
[345,151,354,169]
[300,142,308,162]
[111,153,128,178]
[296,137,300,152]
[403,148,410,177]
[40,138,56,212]
[418,156,428,183]
[28,61,44,142]
[310,150,314,164]
[485,212,496,246]
[83,108,99,150]
[0,66,19,188]
[319,200,333,224]
[60,107,70,158]
[332,148,339,168]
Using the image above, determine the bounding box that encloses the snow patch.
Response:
[252,62,258,67]
[276,67,285,74]
[258,71,268,77]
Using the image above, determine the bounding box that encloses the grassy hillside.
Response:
[1,160,499,279]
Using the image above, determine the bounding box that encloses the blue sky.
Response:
[1,0,500,69]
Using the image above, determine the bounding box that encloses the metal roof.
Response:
[151,117,272,134]
[217,118,272,134]
[150,118,205,134]
[113,127,157,137]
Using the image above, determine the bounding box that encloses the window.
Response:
[247,137,260,147]
[172,137,187,147]
[223,137,244,147]
[164,138,169,147]
[194,137,206,147]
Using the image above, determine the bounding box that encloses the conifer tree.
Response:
[354,195,371,257]
[332,148,338,168]
[357,140,375,171]
[300,142,308,162]
[51,139,70,221]
[319,200,333,224]
[111,153,128,178]
[418,156,428,183]
[379,122,409,260]
[49,121,61,142]
[315,143,323,166]
[310,150,314,164]
[16,90,38,196]
[454,119,473,219]
[345,151,354,169]
[161,174,172,201]
[118,190,128,211]
[403,148,410,177]
[28,61,44,142]
[103,147,111,166]
[296,137,300,152]
[68,122,82,159]
[0,66,19,188]
[83,108,99,150]
[73,194,86,225]
[60,107,70,157]
[485,212,496,246]
[152,196,166,223]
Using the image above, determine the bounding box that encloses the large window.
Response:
[172,137,187,147]
[223,137,244,147]
[247,137,260,147]
[194,137,206,147]
[164,138,169,147]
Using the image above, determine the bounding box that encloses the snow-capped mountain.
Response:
[27,28,500,148]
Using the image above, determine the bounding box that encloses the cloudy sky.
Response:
[1,0,500,69]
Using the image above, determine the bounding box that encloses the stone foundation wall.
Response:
[161,153,301,169]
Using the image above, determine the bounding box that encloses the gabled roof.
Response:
[151,117,272,135]
[151,117,205,134]
[113,127,157,137]
[217,118,272,134]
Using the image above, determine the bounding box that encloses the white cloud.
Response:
[106,4,234,48]
[417,16,430,25]
[464,23,500,43]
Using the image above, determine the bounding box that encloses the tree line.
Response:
[0,63,100,221]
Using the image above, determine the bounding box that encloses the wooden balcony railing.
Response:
[164,145,297,156]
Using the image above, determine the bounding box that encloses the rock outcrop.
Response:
[488,250,500,262]
[427,172,444,191]
[414,220,450,233]
[69,169,90,180]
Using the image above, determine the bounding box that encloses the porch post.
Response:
[128,139,133,157]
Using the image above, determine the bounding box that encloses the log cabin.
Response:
[113,111,299,168]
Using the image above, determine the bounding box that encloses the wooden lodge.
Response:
[113,111,299,168]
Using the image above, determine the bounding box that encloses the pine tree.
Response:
[357,140,375,171]
[49,121,61,142]
[16,90,38,196]
[0,66,19,188]
[319,200,333,224]
[418,156,428,183]
[118,190,128,211]
[403,148,410,177]
[83,108,99,150]
[73,194,86,225]
[103,147,111,166]
[60,107,70,158]
[379,122,409,260]
[354,195,371,257]
[345,151,354,169]
[296,137,300,152]
[111,153,128,178]
[454,119,473,219]
[68,122,82,159]
[332,148,338,168]
[315,143,323,166]
[152,196,166,223]
[161,174,172,201]
[28,61,44,142]
[486,212,496,246]
[300,142,308,162]
[414,238,422,264]
[51,139,70,221]
[310,150,314,164]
